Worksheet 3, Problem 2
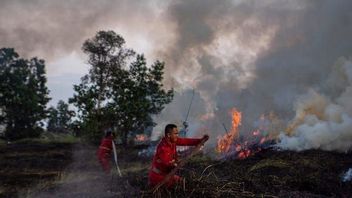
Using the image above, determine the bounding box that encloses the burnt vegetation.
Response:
[1,29,352,198]
[141,148,352,197]
[0,142,73,197]
[1,142,352,197]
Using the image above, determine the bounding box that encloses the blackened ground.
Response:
[0,143,73,197]
[31,143,144,198]
[0,142,149,198]
[1,142,352,198]
[155,148,352,197]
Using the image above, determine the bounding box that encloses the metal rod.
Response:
[222,123,229,135]
[112,141,122,177]
[184,89,195,123]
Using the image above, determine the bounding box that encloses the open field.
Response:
[1,141,352,197]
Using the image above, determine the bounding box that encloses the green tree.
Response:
[47,100,75,133]
[70,31,135,142]
[70,31,173,144]
[0,48,50,140]
[111,55,173,144]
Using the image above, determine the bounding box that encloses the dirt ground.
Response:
[0,142,147,198]
[1,142,352,198]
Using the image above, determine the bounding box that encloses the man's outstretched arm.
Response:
[176,135,209,146]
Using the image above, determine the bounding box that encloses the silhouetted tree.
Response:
[111,54,173,144]
[47,100,75,133]
[0,48,50,140]
[70,31,173,144]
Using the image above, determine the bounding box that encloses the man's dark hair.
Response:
[105,131,112,138]
[165,124,177,136]
[104,128,113,137]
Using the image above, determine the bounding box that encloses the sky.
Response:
[1,0,352,151]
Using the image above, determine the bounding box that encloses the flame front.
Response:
[216,108,277,159]
[216,108,242,153]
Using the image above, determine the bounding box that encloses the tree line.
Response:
[0,30,174,145]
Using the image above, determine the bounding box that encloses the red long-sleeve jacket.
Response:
[148,137,202,187]
[97,136,114,173]
[98,136,114,155]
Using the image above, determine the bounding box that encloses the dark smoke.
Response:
[2,0,352,151]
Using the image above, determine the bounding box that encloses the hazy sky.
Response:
[2,0,352,149]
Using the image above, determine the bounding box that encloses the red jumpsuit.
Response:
[97,136,114,173]
[148,137,202,188]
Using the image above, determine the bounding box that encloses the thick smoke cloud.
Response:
[277,58,352,152]
[1,0,352,151]
[0,0,172,105]
[0,0,165,60]
[156,0,352,151]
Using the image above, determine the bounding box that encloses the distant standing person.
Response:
[148,124,209,188]
[97,129,115,173]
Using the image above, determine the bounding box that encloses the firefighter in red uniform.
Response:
[97,130,115,174]
[148,124,209,188]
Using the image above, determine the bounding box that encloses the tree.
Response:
[70,31,135,143]
[111,55,173,144]
[70,31,173,144]
[47,100,75,133]
[0,48,50,140]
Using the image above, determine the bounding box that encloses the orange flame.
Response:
[216,109,277,159]
[216,108,242,153]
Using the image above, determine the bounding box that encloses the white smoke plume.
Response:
[1,0,352,150]
[277,58,352,152]
[156,0,352,150]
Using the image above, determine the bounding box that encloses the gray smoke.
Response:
[0,0,163,60]
[0,0,170,105]
[2,0,352,151]
[156,0,352,151]
[276,58,352,152]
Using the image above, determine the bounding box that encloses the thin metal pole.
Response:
[184,89,195,123]
[112,141,122,177]
[222,123,229,135]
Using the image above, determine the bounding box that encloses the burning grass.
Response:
[1,138,352,197]
[138,149,352,197]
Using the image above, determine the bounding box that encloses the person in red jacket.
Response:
[97,130,115,174]
[148,123,209,188]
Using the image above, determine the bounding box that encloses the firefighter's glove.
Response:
[202,134,209,142]
[170,159,178,167]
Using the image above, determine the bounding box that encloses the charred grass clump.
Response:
[0,142,74,197]
[2,139,352,197]
[138,149,352,197]
[28,144,152,198]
